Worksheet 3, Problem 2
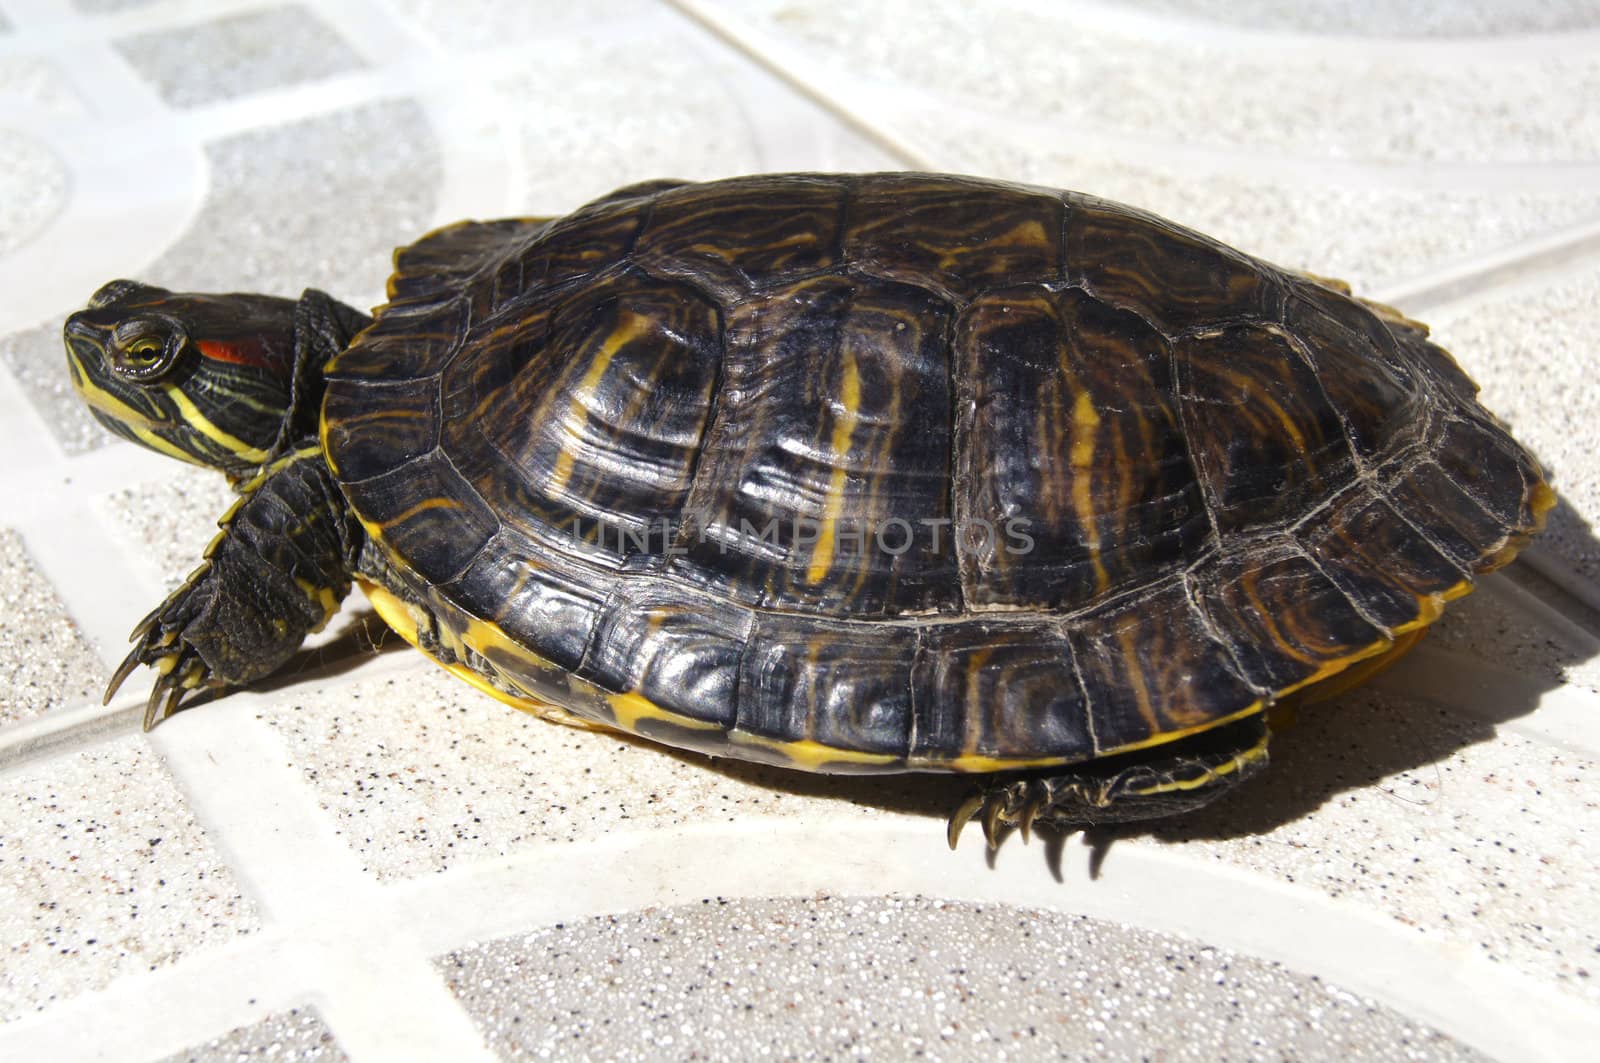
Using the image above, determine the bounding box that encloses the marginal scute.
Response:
[737,615,916,758]
[578,581,754,729]
[956,284,1205,609]
[1431,415,1544,531]
[1068,579,1259,754]
[1298,485,1467,633]
[1383,456,1511,569]
[1174,323,1355,535]
[909,620,1091,763]
[1065,195,1277,332]
[439,531,608,672]
[345,451,498,584]
[1195,544,1386,694]
[845,173,1064,301]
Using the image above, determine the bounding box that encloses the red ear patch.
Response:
[198,338,279,371]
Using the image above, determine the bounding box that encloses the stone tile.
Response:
[723,0,1600,162]
[259,664,961,881]
[115,6,366,108]
[1430,264,1600,584]
[1149,687,1599,1003]
[156,1006,347,1063]
[0,57,89,118]
[493,33,769,209]
[0,529,103,725]
[100,465,238,595]
[141,98,440,306]
[0,317,108,457]
[1117,0,1600,36]
[439,894,1487,1061]
[0,736,258,1019]
[0,132,68,259]
[388,0,655,51]
[903,128,1600,292]
[4,100,441,455]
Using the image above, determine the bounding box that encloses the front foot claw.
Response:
[103,570,225,730]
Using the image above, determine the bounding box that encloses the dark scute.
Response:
[737,615,916,757]
[1069,579,1259,753]
[328,297,469,381]
[1384,458,1511,569]
[956,285,1205,609]
[1175,324,1355,535]
[1299,486,1467,632]
[441,532,610,672]
[578,581,754,728]
[845,174,1064,301]
[390,218,551,305]
[343,451,498,585]
[674,274,960,617]
[634,175,846,301]
[502,196,648,303]
[1432,415,1544,532]
[909,620,1092,762]
[323,378,440,483]
[1196,545,1384,693]
[1282,288,1422,460]
[455,270,722,564]
[1065,195,1278,333]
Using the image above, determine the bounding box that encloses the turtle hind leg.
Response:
[947,714,1272,849]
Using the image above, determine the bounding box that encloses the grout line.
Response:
[1372,644,1600,758]
[1373,215,1600,313]
[1,818,1593,1062]
[663,0,933,170]
[139,700,497,1060]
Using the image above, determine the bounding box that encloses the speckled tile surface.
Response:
[0,1,1596,1060]
[718,0,1600,162]
[0,737,257,1020]
[0,134,69,258]
[1152,685,1599,1002]
[100,466,238,594]
[1118,0,1600,35]
[260,664,957,881]
[0,529,102,724]
[115,6,367,109]
[157,1006,347,1063]
[440,895,1489,1062]
[143,99,441,302]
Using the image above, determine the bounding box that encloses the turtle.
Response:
[64,172,1551,848]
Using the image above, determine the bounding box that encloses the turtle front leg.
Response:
[107,443,362,728]
[947,714,1272,849]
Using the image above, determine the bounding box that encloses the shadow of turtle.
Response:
[254,500,1599,869]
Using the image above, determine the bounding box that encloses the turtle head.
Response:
[64,280,302,477]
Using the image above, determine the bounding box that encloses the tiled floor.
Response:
[1,1,1597,1059]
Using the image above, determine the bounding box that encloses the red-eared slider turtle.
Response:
[65,173,1551,847]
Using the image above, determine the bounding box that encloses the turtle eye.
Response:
[109,316,187,382]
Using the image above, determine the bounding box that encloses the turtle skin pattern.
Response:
[322,173,1548,775]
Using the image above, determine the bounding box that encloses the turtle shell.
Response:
[320,173,1550,774]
